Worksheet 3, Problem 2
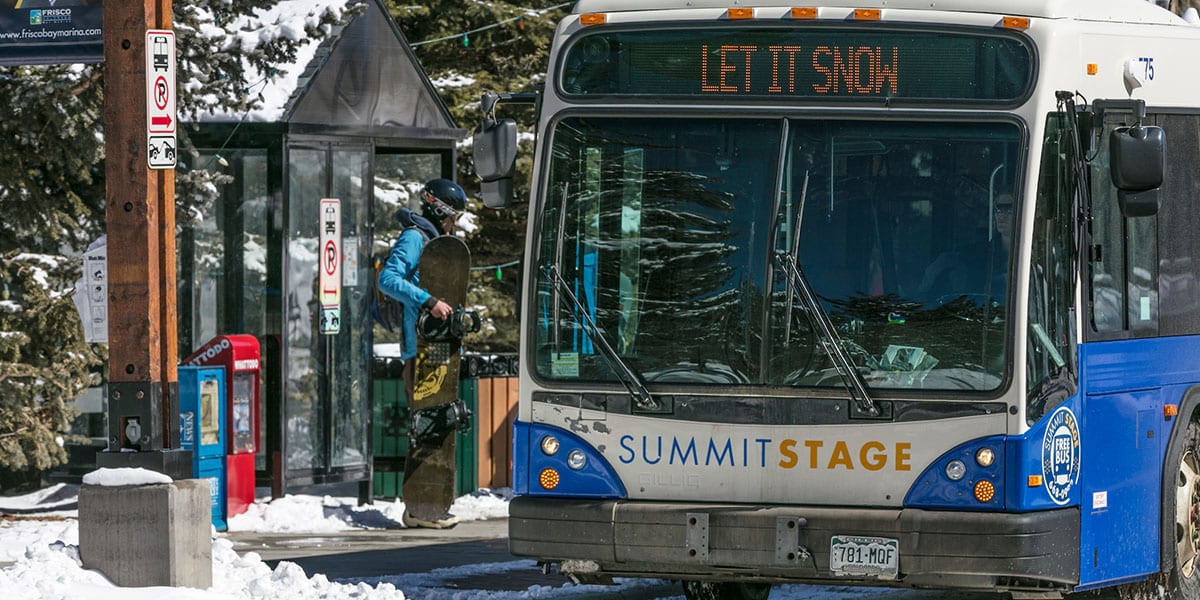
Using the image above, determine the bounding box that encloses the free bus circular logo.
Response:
[1041,406,1081,506]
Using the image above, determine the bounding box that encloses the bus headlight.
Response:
[567,449,587,470]
[975,447,995,468]
[945,459,967,481]
[540,435,560,456]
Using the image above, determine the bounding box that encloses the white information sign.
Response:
[72,236,108,344]
[146,29,176,169]
[319,198,342,335]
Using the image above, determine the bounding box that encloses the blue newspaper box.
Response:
[179,365,228,530]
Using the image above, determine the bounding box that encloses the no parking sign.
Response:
[319,198,342,334]
[146,29,176,169]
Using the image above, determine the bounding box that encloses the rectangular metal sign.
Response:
[0,1,103,67]
[319,198,342,335]
[146,28,176,169]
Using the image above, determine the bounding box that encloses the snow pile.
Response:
[210,538,406,599]
[81,467,173,487]
[0,534,407,599]
[0,518,78,563]
[227,489,511,533]
[228,495,407,533]
[450,488,512,521]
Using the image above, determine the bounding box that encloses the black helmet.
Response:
[420,179,467,225]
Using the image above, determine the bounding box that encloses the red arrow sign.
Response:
[151,115,173,128]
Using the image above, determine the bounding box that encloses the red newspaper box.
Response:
[184,334,260,519]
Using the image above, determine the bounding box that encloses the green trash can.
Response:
[455,378,478,497]
[371,356,409,500]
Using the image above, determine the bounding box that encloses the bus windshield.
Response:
[535,116,1020,394]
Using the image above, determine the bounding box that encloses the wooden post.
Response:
[99,0,188,476]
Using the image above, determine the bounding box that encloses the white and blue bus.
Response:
[472,1,1200,597]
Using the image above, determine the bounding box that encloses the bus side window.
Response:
[1156,114,1200,336]
[1088,119,1159,337]
[1026,115,1079,422]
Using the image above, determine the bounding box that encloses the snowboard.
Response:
[401,235,477,528]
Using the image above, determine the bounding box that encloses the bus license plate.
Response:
[829,535,899,579]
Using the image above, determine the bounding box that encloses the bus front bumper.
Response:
[509,497,1079,592]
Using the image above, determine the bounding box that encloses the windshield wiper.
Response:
[546,265,660,412]
[774,251,879,417]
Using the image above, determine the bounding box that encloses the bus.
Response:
[471,1,1200,597]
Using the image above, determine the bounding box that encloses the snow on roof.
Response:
[572,0,1184,24]
[192,0,356,123]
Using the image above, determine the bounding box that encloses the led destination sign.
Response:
[561,28,1033,103]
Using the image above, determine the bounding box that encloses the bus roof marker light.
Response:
[1002,16,1031,30]
[727,8,754,20]
[1087,63,1099,76]
[853,9,881,21]
[791,7,817,19]
[579,13,607,26]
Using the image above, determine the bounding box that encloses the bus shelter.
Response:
[179,0,463,495]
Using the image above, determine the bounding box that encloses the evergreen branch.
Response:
[0,429,29,440]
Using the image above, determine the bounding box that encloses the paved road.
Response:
[223,519,1016,599]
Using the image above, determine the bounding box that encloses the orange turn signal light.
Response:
[539,468,560,489]
[1028,475,1043,487]
[580,13,607,26]
[975,480,996,503]
[1002,16,1030,30]
[1166,404,1180,418]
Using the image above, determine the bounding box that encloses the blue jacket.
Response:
[378,211,439,360]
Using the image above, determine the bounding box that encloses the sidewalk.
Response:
[224,518,684,597]
[224,516,509,562]
[226,518,573,591]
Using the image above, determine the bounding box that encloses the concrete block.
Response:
[79,479,212,588]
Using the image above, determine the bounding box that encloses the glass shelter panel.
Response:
[184,148,272,455]
[535,117,1019,394]
[285,148,328,471]
[331,148,371,469]
[240,151,271,338]
[182,154,226,354]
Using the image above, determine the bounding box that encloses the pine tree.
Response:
[389,0,570,353]
[0,0,351,486]
[0,252,100,491]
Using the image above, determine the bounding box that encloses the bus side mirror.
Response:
[473,117,518,209]
[1110,125,1164,217]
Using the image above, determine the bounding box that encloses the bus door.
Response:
[1076,108,1163,586]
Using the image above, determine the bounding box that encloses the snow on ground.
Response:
[226,488,510,533]
[0,485,511,599]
